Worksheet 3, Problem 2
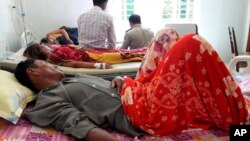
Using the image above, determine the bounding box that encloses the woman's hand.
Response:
[111,76,124,93]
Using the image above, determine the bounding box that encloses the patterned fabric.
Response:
[120,28,250,135]
[1,72,250,140]
[77,6,116,49]
[49,46,95,64]
[85,47,147,64]
[136,27,179,78]
[0,117,75,141]
[49,46,147,64]
[0,116,232,141]
[2,95,250,141]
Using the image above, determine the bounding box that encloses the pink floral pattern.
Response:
[48,46,147,64]
[136,27,179,78]
[0,116,236,141]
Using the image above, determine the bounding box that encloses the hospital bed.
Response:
[1,24,199,79]
[0,30,141,80]
[165,23,198,36]
[2,53,250,141]
[0,116,232,140]
[228,55,250,98]
[2,29,250,141]
[0,47,141,80]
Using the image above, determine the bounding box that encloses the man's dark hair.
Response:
[129,14,141,24]
[93,0,108,5]
[14,59,39,93]
[59,26,69,30]
[40,37,48,44]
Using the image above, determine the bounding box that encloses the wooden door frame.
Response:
[247,24,250,52]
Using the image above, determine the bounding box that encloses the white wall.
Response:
[0,0,22,52]
[23,0,92,39]
[198,0,249,62]
[1,0,250,63]
[244,1,250,49]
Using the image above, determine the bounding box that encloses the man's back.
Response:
[121,24,154,50]
[77,6,116,49]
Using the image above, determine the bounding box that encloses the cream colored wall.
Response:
[23,0,92,40]
[198,0,249,63]
[243,1,250,49]
[0,0,22,52]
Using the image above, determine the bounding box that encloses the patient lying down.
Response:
[23,43,147,69]
[15,27,249,140]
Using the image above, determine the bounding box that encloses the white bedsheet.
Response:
[0,48,141,75]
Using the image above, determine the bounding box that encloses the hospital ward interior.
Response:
[0,0,250,140]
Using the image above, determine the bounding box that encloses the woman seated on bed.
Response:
[121,27,250,135]
[23,43,147,69]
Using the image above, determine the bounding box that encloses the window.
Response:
[107,0,199,42]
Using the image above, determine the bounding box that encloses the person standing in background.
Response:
[77,0,116,49]
[120,14,154,50]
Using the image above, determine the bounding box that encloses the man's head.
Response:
[14,59,38,92]
[129,14,141,26]
[93,0,108,10]
[59,26,69,30]
[41,36,59,45]
[14,59,64,93]
[40,37,49,44]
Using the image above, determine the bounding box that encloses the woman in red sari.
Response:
[23,43,147,69]
[120,27,249,135]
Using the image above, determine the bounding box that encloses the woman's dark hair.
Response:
[129,14,141,24]
[23,43,48,60]
[93,0,108,5]
[14,59,39,93]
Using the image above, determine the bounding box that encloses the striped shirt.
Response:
[77,6,116,49]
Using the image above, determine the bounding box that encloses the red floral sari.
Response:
[120,27,249,135]
[49,46,94,64]
[48,46,147,64]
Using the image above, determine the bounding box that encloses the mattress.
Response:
[0,115,231,141]
[0,48,141,77]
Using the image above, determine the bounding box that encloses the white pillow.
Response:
[0,70,35,124]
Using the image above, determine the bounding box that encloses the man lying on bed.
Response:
[14,28,249,141]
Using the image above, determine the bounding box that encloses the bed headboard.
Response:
[228,55,250,75]
[165,23,198,36]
